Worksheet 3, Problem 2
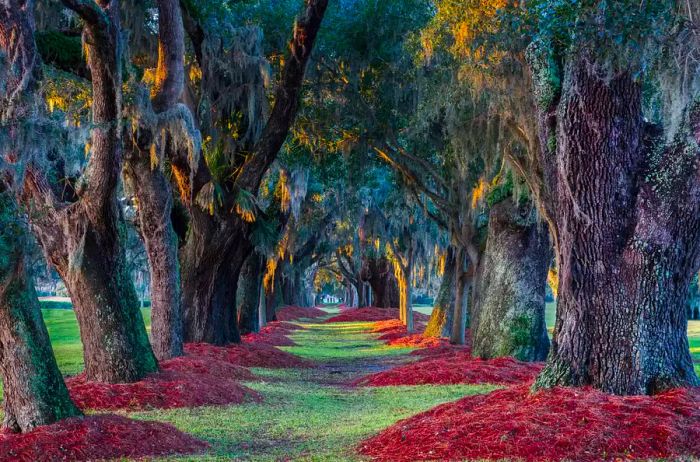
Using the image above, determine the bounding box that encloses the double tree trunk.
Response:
[471,200,550,362]
[424,247,455,338]
[24,0,158,383]
[238,253,263,334]
[531,55,700,394]
[0,192,81,433]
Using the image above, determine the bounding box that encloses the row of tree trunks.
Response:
[0,191,81,433]
[470,200,550,362]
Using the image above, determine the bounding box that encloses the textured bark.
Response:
[449,247,471,345]
[366,257,400,308]
[529,54,700,394]
[181,212,251,344]
[424,247,455,338]
[471,200,550,362]
[18,0,158,383]
[0,192,81,433]
[238,253,263,334]
[123,0,187,360]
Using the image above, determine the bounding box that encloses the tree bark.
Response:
[367,257,400,308]
[471,200,550,362]
[424,247,455,338]
[21,0,158,383]
[123,0,189,360]
[238,253,263,334]
[529,53,700,394]
[181,214,251,344]
[450,248,471,345]
[0,192,81,433]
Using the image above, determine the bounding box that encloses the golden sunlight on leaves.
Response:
[471,177,487,208]
[548,267,559,299]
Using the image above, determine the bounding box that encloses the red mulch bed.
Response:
[369,319,443,349]
[324,307,430,323]
[0,415,208,462]
[242,321,303,346]
[67,367,260,411]
[184,341,313,368]
[359,383,700,462]
[275,305,327,321]
[355,349,542,387]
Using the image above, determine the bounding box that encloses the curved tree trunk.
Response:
[23,0,158,383]
[530,54,700,395]
[123,0,188,361]
[238,253,262,334]
[0,192,81,433]
[471,200,550,362]
[424,247,455,338]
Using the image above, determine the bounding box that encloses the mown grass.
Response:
[133,371,493,461]
[282,322,414,361]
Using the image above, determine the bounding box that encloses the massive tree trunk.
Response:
[471,200,550,362]
[367,257,400,308]
[123,0,189,360]
[238,253,263,334]
[0,192,81,433]
[20,0,158,383]
[181,213,251,344]
[424,247,455,338]
[528,53,700,395]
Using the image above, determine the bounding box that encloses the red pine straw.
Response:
[184,341,313,368]
[0,415,208,462]
[242,321,304,346]
[67,368,261,411]
[359,383,700,462]
[275,305,327,321]
[355,350,542,387]
[324,307,430,323]
[370,319,444,349]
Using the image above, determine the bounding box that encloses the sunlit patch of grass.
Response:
[282,322,414,361]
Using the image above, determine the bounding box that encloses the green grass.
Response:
[282,322,414,361]
[129,325,495,461]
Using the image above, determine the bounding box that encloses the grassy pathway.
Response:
[131,317,495,461]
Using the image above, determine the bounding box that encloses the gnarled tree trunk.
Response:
[0,192,81,433]
[366,257,400,308]
[471,199,550,362]
[21,0,158,383]
[530,54,700,395]
[181,214,251,344]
